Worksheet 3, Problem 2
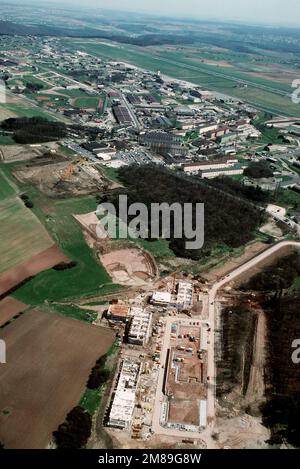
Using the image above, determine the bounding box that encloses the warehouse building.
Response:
[183,158,238,173]
[113,105,133,125]
[200,165,245,179]
[183,159,247,178]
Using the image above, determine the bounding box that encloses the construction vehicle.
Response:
[52,158,92,188]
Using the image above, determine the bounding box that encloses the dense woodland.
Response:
[241,253,300,293]
[241,253,300,447]
[217,304,256,396]
[262,292,300,447]
[53,406,92,449]
[104,165,265,260]
[0,117,66,143]
[206,175,269,204]
[87,354,110,389]
[244,161,274,179]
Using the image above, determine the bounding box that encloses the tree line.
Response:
[1,117,67,144]
[53,352,111,449]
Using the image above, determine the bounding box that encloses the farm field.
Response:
[0,297,27,326]
[0,162,120,304]
[0,166,16,199]
[0,308,115,448]
[0,91,67,122]
[69,39,300,117]
[0,197,54,277]
[0,166,72,296]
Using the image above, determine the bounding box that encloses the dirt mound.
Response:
[100,247,157,286]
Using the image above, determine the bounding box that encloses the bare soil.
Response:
[0,245,69,295]
[0,308,115,449]
[0,297,27,326]
[100,248,157,286]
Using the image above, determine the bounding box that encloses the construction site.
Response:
[13,153,109,198]
[160,319,208,432]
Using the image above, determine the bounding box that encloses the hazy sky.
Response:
[8,0,300,26]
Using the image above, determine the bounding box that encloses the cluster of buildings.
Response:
[1,35,300,190]
[0,35,267,181]
[183,158,247,178]
[107,303,152,346]
[151,280,194,311]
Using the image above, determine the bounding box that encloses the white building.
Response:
[200,167,245,179]
[151,291,172,307]
[108,359,140,429]
[199,400,207,429]
[183,158,239,174]
[128,308,152,346]
[183,159,247,179]
[176,281,193,309]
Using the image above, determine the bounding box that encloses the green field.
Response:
[1,102,61,120]
[276,189,300,212]
[292,277,300,290]
[50,304,98,323]
[0,164,121,306]
[29,93,69,108]
[62,89,90,97]
[0,135,14,145]
[12,191,121,304]
[0,165,16,199]
[69,40,300,117]
[136,238,175,259]
[10,75,50,88]
[79,388,103,415]
[0,196,53,275]
[100,165,121,184]
[74,96,102,109]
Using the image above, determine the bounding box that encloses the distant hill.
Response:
[0,20,120,38]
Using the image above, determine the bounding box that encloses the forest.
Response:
[244,161,274,180]
[206,175,269,204]
[241,252,300,447]
[241,252,300,292]
[217,304,256,397]
[103,165,265,260]
[0,117,67,144]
